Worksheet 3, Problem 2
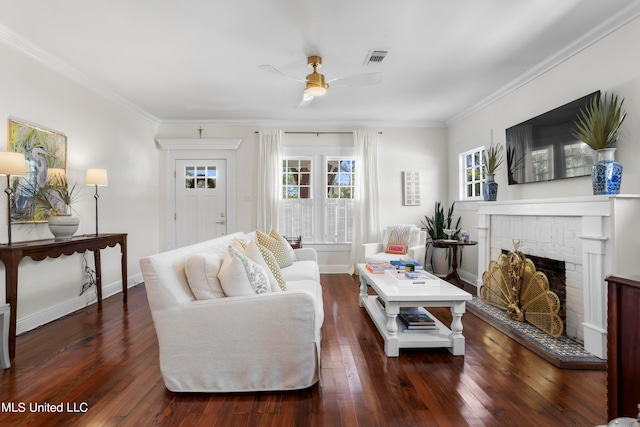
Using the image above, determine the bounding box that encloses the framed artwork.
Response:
[7,119,67,223]
[402,170,421,206]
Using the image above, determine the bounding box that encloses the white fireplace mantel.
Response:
[476,195,640,359]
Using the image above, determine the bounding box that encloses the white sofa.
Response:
[139,232,323,393]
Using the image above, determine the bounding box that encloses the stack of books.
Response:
[398,308,437,332]
[389,259,423,270]
[365,261,394,274]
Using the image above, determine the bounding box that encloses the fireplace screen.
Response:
[480,240,564,338]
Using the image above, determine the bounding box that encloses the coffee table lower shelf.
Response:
[362,295,455,357]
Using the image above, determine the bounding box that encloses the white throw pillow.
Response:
[218,245,271,296]
[232,239,283,293]
[184,253,225,300]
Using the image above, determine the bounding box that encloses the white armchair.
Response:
[361,224,427,266]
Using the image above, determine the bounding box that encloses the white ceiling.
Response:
[0,0,639,127]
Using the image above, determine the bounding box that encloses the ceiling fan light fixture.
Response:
[305,82,328,96]
[304,70,329,96]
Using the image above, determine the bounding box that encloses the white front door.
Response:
[175,159,227,248]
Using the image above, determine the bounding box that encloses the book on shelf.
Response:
[365,262,395,274]
[398,309,436,329]
[398,321,438,333]
[376,296,386,310]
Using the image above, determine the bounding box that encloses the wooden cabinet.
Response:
[606,275,640,420]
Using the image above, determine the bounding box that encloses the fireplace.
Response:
[477,195,640,360]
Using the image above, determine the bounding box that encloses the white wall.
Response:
[447,16,640,283]
[0,43,160,333]
[156,126,449,272]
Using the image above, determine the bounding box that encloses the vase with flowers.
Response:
[572,92,626,195]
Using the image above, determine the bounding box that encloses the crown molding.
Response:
[155,138,241,150]
[0,24,161,126]
[446,0,640,126]
[157,118,446,129]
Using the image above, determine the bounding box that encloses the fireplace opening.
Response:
[501,250,566,333]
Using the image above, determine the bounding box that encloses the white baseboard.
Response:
[319,264,352,274]
[16,273,143,335]
[458,269,479,293]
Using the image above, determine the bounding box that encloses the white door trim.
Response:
[156,138,241,250]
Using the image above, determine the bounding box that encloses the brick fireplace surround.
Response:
[477,195,640,359]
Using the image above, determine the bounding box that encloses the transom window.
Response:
[327,159,355,199]
[282,159,311,199]
[185,166,216,189]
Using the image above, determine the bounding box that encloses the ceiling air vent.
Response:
[364,49,390,66]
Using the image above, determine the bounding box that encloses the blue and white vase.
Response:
[483,173,498,201]
[592,148,622,195]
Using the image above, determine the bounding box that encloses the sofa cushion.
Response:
[218,246,271,296]
[280,260,319,283]
[256,230,294,268]
[184,253,225,300]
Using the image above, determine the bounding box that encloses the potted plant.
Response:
[21,169,82,240]
[421,201,461,276]
[572,92,626,195]
[482,143,504,201]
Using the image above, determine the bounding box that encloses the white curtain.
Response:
[257,130,283,232]
[349,130,381,273]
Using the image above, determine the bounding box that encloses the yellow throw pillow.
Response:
[256,229,294,268]
[256,243,287,291]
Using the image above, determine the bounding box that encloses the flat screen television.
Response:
[505,91,600,185]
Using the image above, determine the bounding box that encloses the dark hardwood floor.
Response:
[0,274,607,426]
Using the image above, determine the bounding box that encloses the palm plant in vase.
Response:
[21,168,82,240]
[482,143,504,201]
[572,92,626,195]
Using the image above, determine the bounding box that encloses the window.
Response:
[279,154,355,244]
[325,159,355,243]
[460,147,485,200]
[184,165,216,189]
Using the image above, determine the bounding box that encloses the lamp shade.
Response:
[0,152,27,176]
[86,168,108,186]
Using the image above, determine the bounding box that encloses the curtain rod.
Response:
[254,131,382,135]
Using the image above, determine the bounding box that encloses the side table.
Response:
[434,240,477,289]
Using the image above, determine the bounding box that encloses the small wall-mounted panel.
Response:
[403,171,420,206]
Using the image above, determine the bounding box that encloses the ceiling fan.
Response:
[259,56,382,107]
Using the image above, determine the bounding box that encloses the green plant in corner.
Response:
[420,201,461,267]
[483,142,505,174]
[572,92,626,150]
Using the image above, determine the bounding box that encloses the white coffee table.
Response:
[357,264,472,357]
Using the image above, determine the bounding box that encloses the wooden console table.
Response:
[0,233,127,362]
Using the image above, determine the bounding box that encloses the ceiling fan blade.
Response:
[259,64,306,83]
[296,93,314,108]
[327,72,382,88]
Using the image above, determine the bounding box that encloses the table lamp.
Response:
[86,169,108,236]
[0,152,27,245]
